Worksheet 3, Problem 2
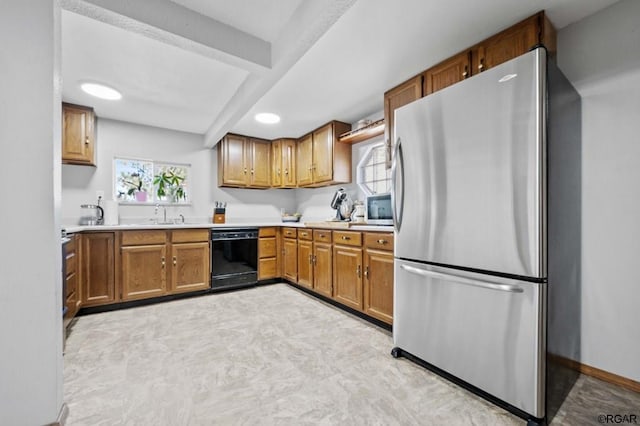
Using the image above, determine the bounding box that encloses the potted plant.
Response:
[154,168,186,203]
[120,172,148,202]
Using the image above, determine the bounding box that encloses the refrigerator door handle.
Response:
[391,138,405,232]
[400,264,524,293]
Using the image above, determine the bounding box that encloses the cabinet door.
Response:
[249,138,271,188]
[271,140,282,187]
[384,75,422,164]
[313,242,332,298]
[363,249,394,324]
[81,233,116,306]
[312,124,333,184]
[171,242,210,293]
[281,139,297,188]
[473,14,539,74]
[283,238,298,282]
[423,51,471,96]
[121,245,167,301]
[218,134,247,187]
[297,133,314,186]
[297,240,314,289]
[62,103,95,165]
[333,245,363,310]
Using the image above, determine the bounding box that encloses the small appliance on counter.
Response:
[365,193,392,225]
[330,187,353,221]
[79,197,104,225]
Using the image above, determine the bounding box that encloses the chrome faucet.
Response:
[179,214,185,224]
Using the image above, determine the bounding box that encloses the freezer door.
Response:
[393,48,546,278]
[394,259,546,418]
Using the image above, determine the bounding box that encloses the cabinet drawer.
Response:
[66,272,78,299]
[66,251,77,276]
[121,230,167,246]
[333,230,362,247]
[364,233,394,251]
[298,229,313,241]
[258,237,277,258]
[259,227,277,237]
[282,227,297,239]
[313,229,332,243]
[258,258,277,280]
[171,229,209,243]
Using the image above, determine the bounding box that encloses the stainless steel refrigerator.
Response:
[391,47,581,424]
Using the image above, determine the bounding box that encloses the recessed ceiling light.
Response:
[255,112,280,124]
[81,82,122,100]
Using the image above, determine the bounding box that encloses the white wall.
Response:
[61,119,297,225]
[0,1,64,425]
[557,0,640,381]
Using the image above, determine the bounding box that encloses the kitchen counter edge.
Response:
[64,222,393,233]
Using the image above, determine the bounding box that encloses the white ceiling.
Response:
[60,0,619,142]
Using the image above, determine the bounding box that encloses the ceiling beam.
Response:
[60,0,271,74]
[203,0,358,147]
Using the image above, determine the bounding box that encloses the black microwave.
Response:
[366,193,393,225]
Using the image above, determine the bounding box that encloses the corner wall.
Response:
[557,0,640,382]
[0,1,64,424]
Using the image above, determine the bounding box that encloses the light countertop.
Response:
[63,221,393,234]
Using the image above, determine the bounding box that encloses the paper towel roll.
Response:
[103,200,119,225]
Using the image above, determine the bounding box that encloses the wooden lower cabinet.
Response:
[258,227,278,280]
[171,242,210,293]
[282,237,297,282]
[312,242,332,297]
[81,232,116,306]
[363,248,394,324]
[121,244,167,301]
[333,245,363,311]
[297,240,313,289]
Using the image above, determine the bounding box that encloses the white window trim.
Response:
[356,142,391,196]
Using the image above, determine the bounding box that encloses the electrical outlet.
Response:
[96,190,105,200]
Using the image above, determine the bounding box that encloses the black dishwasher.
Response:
[210,228,258,290]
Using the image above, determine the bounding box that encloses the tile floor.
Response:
[63,284,639,425]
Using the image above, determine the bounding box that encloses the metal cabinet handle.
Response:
[308,254,313,264]
[251,169,254,175]
[301,232,308,237]
[161,257,166,268]
[277,168,281,175]
[85,136,90,144]
[244,168,247,174]
[313,255,317,266]
[462,65,468,78]
[357,265,361,278]
[364,266,369,279]
[284,169,289,175]
[341,236,350,240]
[400,264,523,293]
[377,239,388,245]
[478,58,484,71]
[173,256,177,266]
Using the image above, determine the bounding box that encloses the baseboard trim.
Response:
[548,354,640,393]
[48,403,68,426]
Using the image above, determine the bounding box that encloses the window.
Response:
[114,157,190,205]
[357,143,391,195]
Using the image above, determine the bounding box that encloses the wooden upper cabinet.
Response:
[62,103,96,166]
[296,133,314,186]
[312,124,333,184]
[423,51,471,96]
[249,138,271,188]
[218,134,247,187]
[384,76,422,163]
[218,134,270,188]
[271,138,297,188]
[81,232,116,306]
[472,12,556,74]
[271,140,282,187]
[297,121,351,187]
